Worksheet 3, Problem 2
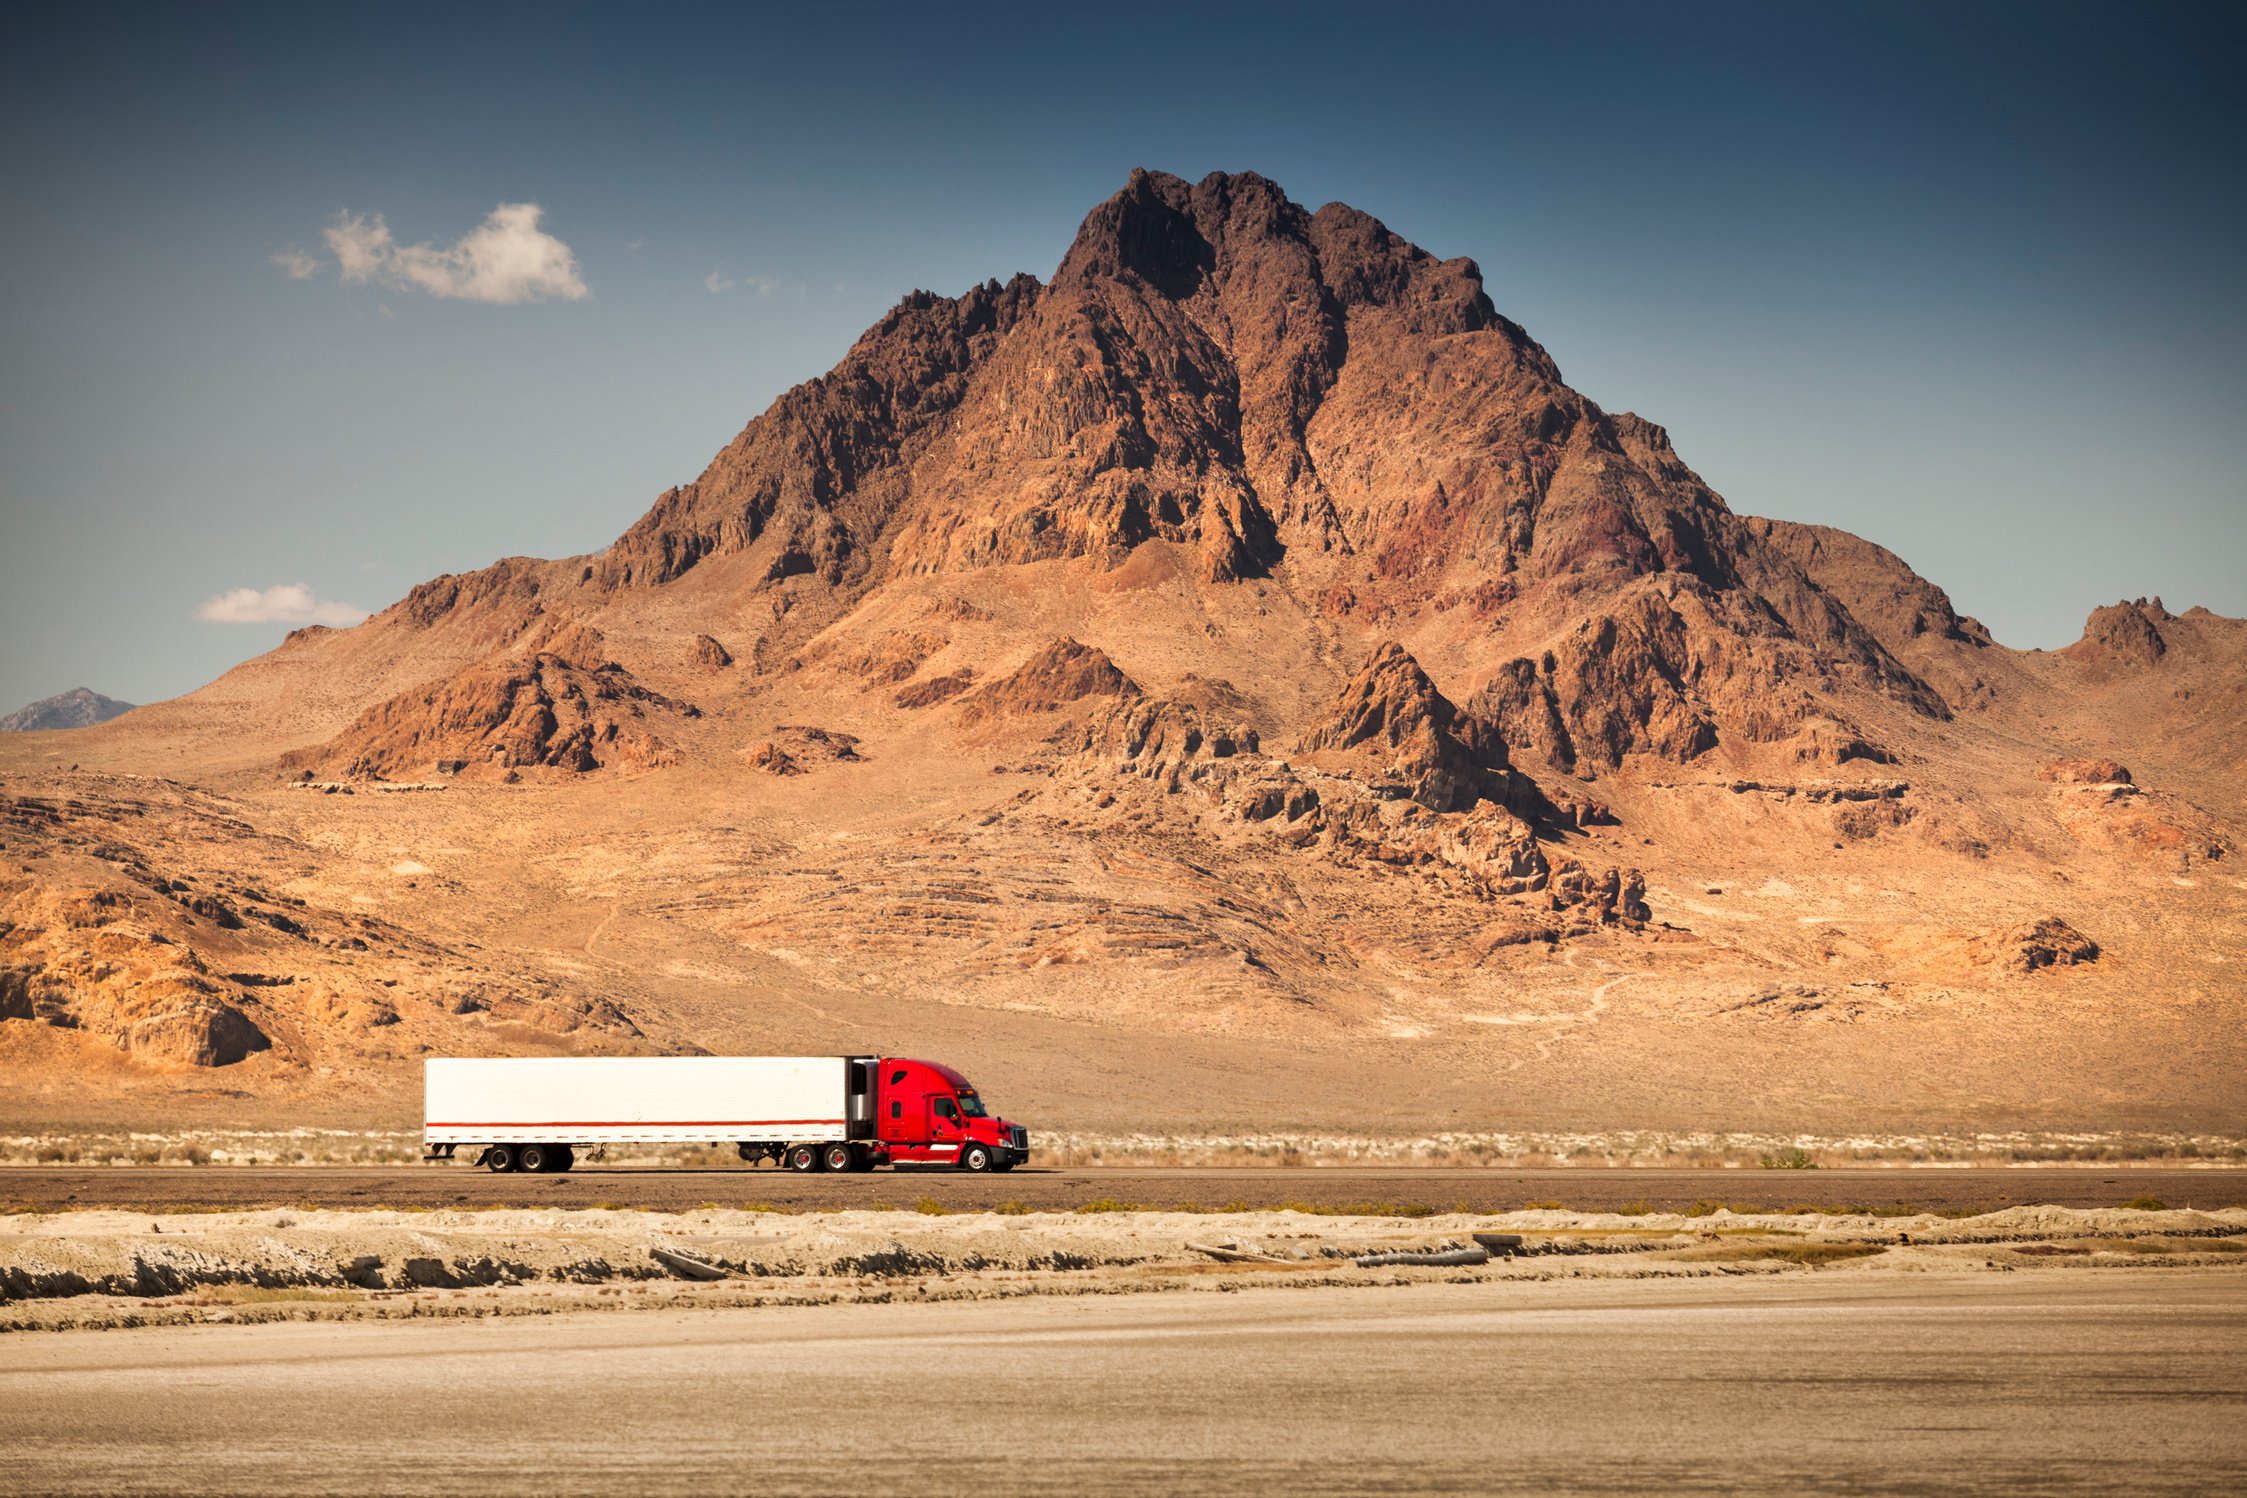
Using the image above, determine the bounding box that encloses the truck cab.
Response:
[874,1057,1028,1171]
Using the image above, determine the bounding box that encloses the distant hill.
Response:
[0,687,132,732]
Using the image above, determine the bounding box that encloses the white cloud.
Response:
[197,584,369,627]
[320,203,588,304]
[271,247,321,280]
[704,269,733,294]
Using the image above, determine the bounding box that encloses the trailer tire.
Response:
[958,1144,993,1172]
[821,1143,854,1173]
[484,1144,518,1174]
[517,1143,553,1174]
[785,1144,822,1173]
[552,1145,575,1174]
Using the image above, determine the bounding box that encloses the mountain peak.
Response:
[0,687,133,733]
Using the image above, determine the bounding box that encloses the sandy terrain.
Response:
[1,1270,2241,1495]
[4,1165,2243,1216]
[2,1197,2240,1332]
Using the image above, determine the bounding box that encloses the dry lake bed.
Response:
[1,1270,2243,1496]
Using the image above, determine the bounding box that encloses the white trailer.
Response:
[424,1056,866,1173]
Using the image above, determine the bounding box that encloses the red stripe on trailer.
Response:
[425,1119,847,1128]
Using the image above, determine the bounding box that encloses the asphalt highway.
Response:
[3,1164,2240,1214]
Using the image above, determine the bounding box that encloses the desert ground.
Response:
[2,1197,2243,1494]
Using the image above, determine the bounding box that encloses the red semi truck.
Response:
[422,1055,1030,1174]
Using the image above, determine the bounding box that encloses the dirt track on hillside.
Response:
[5,1165,2239,1215]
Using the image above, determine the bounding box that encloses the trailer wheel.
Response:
[552,1145,575,1174]
[483,1144,518,1174]
[785,1144,822,1173]
[821,1143,854,1173]
[517,1143,552,1174]
[959,1144,993,1172]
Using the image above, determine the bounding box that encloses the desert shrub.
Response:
[196,1287,363,1305]
[913,1197,950,1216]
[1736,1244,1885,1267]
[1758,1146,1818,1170]
[2122,1196,2169,1211]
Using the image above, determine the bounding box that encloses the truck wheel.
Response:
[959,1144,993,1172]
[552,1145,575,1174]
[484,1144,518,1174]
[821,1143,854,1173]
[517,1143,552,1174]
[786,1144,822,1173]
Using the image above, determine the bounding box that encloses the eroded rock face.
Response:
[1978,917,2100,974]
[283,651,696,780]
[745,726,861,775]
[1789,718,1897,768]
[2066,599,2171,667]
[0,783,648,1070]
[691,634,734,670]
[1053,684,1656,919]
[954,639,1138,725]
[1296,641,1504,813]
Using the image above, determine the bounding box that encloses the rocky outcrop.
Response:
[2042,758,2132,786]
[2065,598,2171,668]
[691,634,734,669]
[0,688,133,733]
[1052,685,1660,922]
[1747,517,1998,708]
[895,670,975,709]
[744,726,861,775]
[1977,917,2100,974]
[1788,718,1896,767]
[0,782,649,1069]
[2040,761,2229,867]
[954,639,1138,725]
[0,883,272,1066]
[1296,642,1503,813]
[828,630,947,687]
[282,651,696,780]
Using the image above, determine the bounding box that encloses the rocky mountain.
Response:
[0,170,2239,1141]
[0,688,132,733]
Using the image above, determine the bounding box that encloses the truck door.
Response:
[879,1063,925,1146]
[928,1095,963,1151]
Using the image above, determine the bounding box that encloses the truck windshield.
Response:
[955,1092,988,1118]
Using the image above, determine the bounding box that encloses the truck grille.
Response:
[1009,1126,1029,1152]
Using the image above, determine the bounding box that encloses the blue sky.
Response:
[2,1,2241,712]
